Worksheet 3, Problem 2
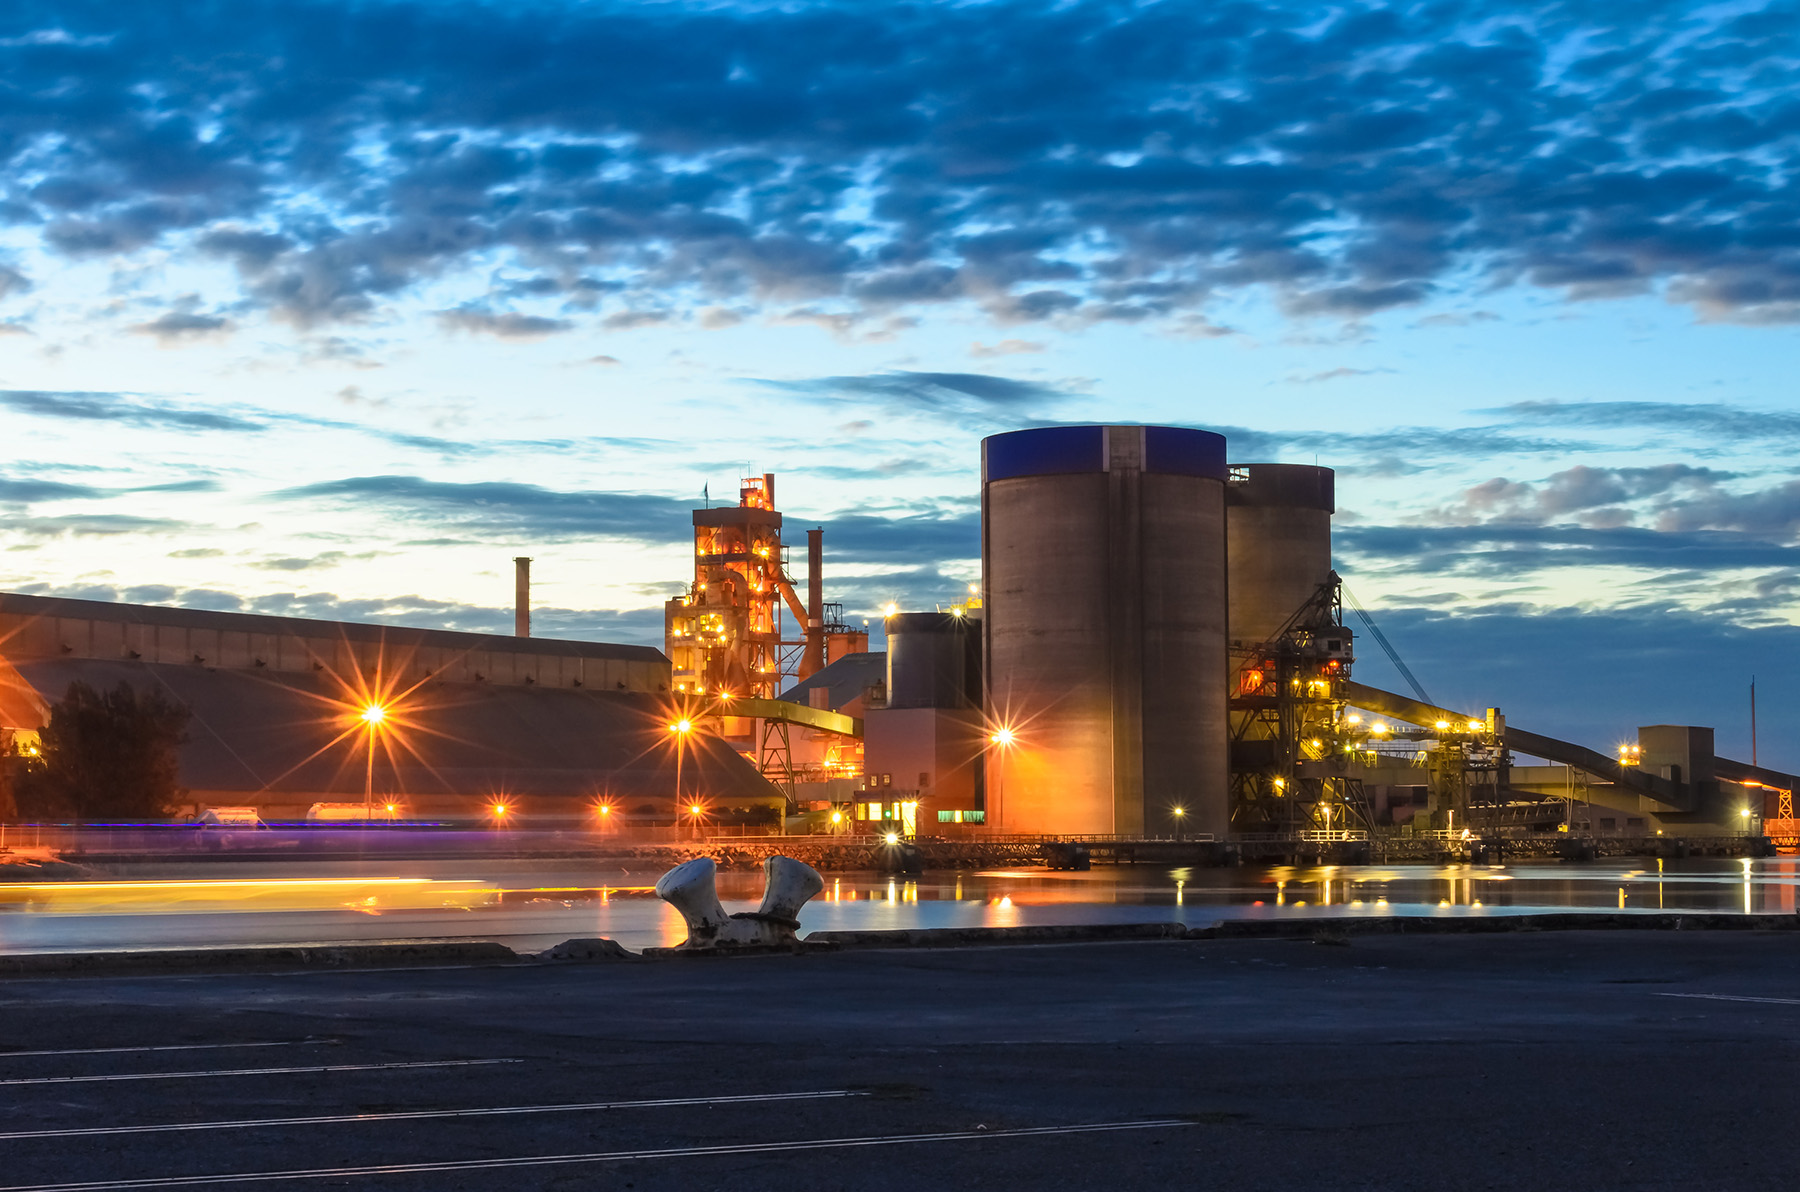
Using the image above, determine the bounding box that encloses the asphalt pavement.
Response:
[0,931,1796,1190]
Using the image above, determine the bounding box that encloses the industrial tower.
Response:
[664,474,819,700]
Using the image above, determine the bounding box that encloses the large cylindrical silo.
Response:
[981,425,1229,838]
[886,612,980,710]
[1226,464,1335,650]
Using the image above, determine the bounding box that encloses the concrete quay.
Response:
[0,928,1795,1190]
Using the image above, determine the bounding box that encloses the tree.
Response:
[16,682,190,822]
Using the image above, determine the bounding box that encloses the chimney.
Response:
[513,557,532,638]
[800,528,824,679]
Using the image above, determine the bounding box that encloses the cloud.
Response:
[127,308,231,344]
[435,307,573,339]
[1286,366,1396,385]
[7,514,189,537]
[0,389,263,432]
[0,477,104,503]
[1492,401,1800,445]
[3,1,1797,331]
[280,475,695,544]
[758,370,1070,421]
[969,339,1046,358]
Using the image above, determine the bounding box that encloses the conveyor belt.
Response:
[1343,680,1690,811]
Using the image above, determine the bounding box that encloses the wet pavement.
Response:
[0,930,1796,1189]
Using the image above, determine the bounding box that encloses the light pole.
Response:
[1171,805,1186,842]
[668,718,692,838]
[989,726,1014,832]
[359,703,386,822]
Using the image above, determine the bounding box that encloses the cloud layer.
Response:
[3,0,1798,334]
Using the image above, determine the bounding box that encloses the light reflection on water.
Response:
[0,857,1792,954]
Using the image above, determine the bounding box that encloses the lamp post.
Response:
[359,703,386,823]
[989,726,1015,833]
[1171,805,1186,842]
[668,718,692,838]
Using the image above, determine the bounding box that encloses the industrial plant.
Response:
[1,423,1794,852]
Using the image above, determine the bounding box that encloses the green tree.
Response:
[16,682,190,822]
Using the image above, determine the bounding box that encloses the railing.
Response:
[967,833,1218,844]
[1234,830,1369,844]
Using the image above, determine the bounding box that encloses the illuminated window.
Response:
[937,810,955,822]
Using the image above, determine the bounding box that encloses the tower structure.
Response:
[664,474,809,700]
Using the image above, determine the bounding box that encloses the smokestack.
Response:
[513,557,532,638]
[800,528,824,678]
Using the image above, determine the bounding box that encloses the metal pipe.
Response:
[513,557,532,638]
[801,528,824,679]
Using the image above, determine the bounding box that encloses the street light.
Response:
[988,725,1016,830]
[360,703,386,821]
[668,718,694,836]
[1171,805,1186,842]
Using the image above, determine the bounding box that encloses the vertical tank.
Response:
[886,612,981,710]
[1225,464,1335,649]
[982,425,1229,837]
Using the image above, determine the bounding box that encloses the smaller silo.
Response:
[886,612,981,710]
[1226,464,1335,651]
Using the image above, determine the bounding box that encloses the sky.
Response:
[2,0,1799,764]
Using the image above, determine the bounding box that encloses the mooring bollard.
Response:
[655,855,824,949]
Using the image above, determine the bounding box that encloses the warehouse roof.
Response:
[9,659,775,806]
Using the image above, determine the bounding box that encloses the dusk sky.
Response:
[3,1,1799,763]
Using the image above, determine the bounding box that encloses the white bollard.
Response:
[757,855,825,926]
[654,857,734,945]
[654,854,824,950]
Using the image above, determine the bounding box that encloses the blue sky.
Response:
[2,0,1799,763]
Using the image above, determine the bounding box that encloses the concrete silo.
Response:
[981,424,1230,838]
[1226,464,1335,651]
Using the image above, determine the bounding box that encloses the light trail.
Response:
[1653,992,1800,1006]
[0,1119,1195,1190]
[0,1058,517,1086]
[0,1090,865,1141]
[0,1039,335,1059]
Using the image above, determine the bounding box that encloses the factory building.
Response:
[860,611,987,836]
[980,424,1231,838]
[0,592,779,821]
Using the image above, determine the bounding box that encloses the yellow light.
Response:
[1273,777,1286,789]
[990,726,1014,746]
[1435,720,1450,730]
[689,803,703,816]
[1372,723,1387,734]
[951,606,965,618]
[1467,719,1484,732]
[492,803,508,816]
[1741,808,1751,818]
[1310,739,1322,748]
[598,805,610,815]
[360,704,386,725]
[668,719,693,734]
[884,832,899,845]
[1347,715,1361,725]
[884,602,899,617]
[1172,807,1185,818]
[830,811,842,824]
[384,803,396,812]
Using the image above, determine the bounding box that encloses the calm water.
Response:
[0,857,1793,954]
